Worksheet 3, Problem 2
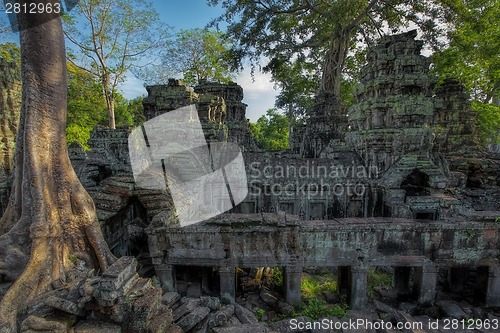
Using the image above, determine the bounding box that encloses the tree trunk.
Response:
[0,2,115,330]
[319,28,351,101]
[103,75,116,129]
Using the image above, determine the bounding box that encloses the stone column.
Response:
[219,267,236,304]
[394,266,412,296]
[413,265,437,305]
[156,264,176,292]
[350,267,368,310]
[283,266,302,305]
[485,266,500,307]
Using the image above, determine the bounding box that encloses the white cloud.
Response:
[119,76,147,100]
[235,67,279,122]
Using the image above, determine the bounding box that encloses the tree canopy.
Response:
[209,0,447,106]
[250,108,290,150]
[67,63,145,149]
[63,0,166,128]
[433,0,500,144]
[141,28,238,86]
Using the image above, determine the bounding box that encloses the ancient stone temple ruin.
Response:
[0,58,21,216]
[0,30,499,331]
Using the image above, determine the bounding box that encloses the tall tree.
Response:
[209,0,446,103]
[250,108,289,150]
[63,0,166,128]
[148,28,238,86]
[433,0,500,145]
[66,63,145,149]
[0,1,114,329]
[66,62,107,148]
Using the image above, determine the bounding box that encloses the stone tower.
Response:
[346,30,436,173]
[194,81,255,149]
[433,78,480,155]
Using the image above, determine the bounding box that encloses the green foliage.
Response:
[433,0,499,103]
[300,273,337,299]
[250,109,289,151]
[114,95,146,127]
[66,63,107,149]
[63,0,167,127]
[0,42,20,64]
[210,0,448,104]
[472,101,500,145]
[66,63,144,148]
[432,1,499,145]
[270,267,283,287]
[255,308,265,321]
[367,268,393,297]
[264,57,317,118]
[158,28,238,86]
[296,299,348,320]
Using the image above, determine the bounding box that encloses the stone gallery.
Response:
[1,30,499,332]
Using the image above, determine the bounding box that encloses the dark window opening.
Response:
[401,169,431,197]
[415,212,436,220]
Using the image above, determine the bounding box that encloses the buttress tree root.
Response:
[0,2,116,331]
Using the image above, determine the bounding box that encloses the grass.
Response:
[301,272,337,299]
[296,298,348,320]
[367,268,393,297]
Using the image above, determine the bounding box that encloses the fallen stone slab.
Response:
[130,287,162,323]
[200,296,221,311]
[162,291,181,307]
[208,304,235,328]
[173,298,201,321]
[21,315,72,333]
[147,305,173,333]
[73,320,121,333]
[269,316,310,333]
[100,256,138,291]
[234,303,258,325]
[43,296,85,316]
[177,306,210,332]
[398,302,417,314]
[212,323,270,333]
[373,300,397,314]
[260,290,278,306]
[436,301,467,320]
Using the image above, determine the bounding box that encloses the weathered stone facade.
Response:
[1,30,499,330]
[148,213,500,308]
[0,57,21,216]
[62,31,499,311]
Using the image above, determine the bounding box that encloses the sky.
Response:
[0,0,278,122]
[121,1,278,122]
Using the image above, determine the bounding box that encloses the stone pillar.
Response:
[413,265,437,305]
[219,267,236,304]
[283,266,302,305]
[485,266,500,307]
[394,266,412,296]
[156,264,176,292]
[448,267,467,293]
[350,267,368,310]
